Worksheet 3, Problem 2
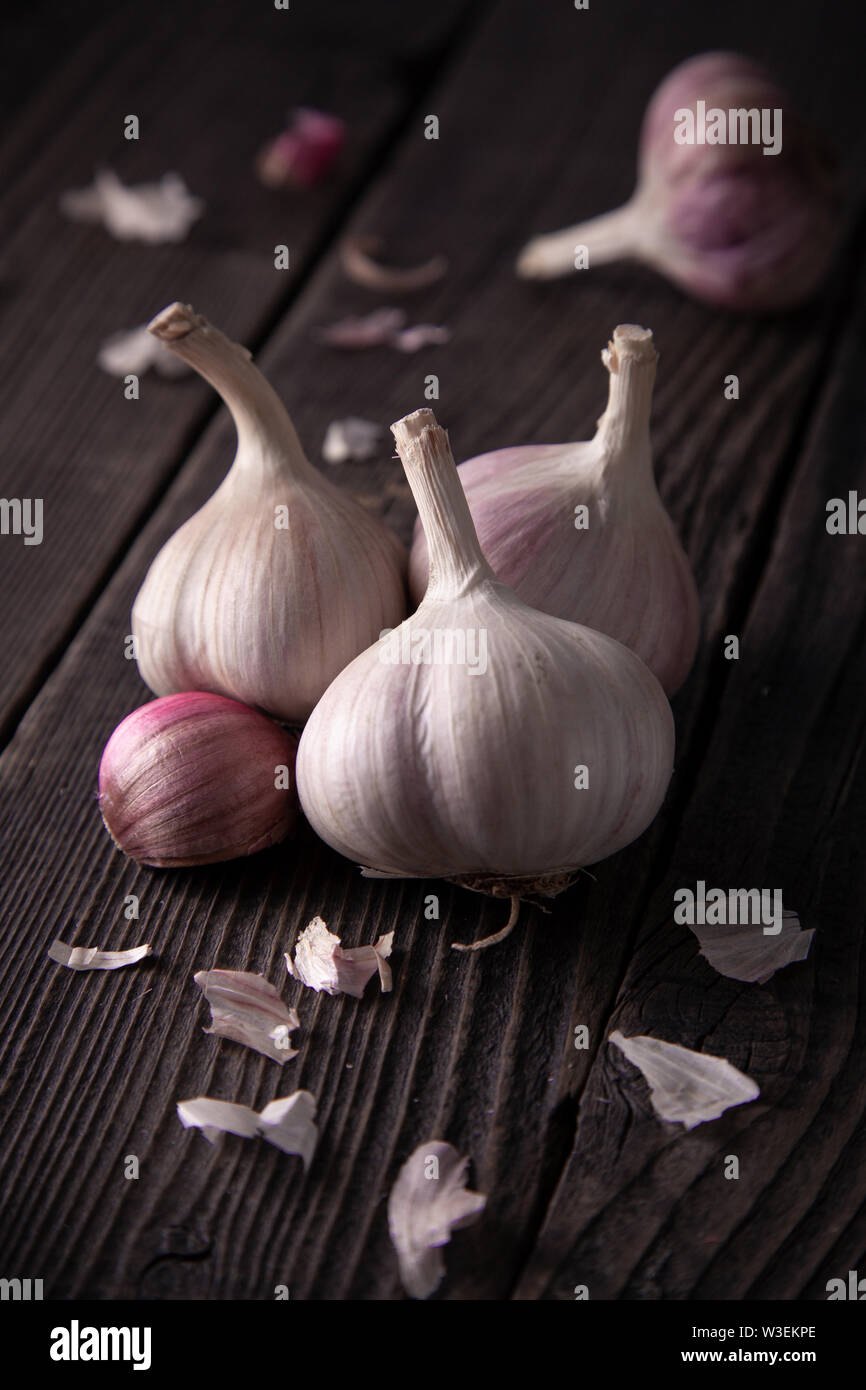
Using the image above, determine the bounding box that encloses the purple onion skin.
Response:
[98,691,298,867]
[640,52,838,311]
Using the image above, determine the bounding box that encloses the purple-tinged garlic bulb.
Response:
[410,326,699,696]
[297,408,675,949]
[517,52,838,312]
[98,692,298,867]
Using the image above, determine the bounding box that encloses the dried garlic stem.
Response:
[517,201,642,279]
[147,303,316,486]
[452,896,521,952]
[391,409,493,599]
[596,323,657,462]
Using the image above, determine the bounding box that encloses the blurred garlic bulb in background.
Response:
[517,53,838,312]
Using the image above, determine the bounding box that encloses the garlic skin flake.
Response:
[177,1091,318,1167]
[340,236,448,293]
[131,304,407,723]
[256,108,346,189]
[409,326,699,696]
[256,1093,318,1167]
[693,909,813,984]
[609,1030,760,1129]
[393,323,451,353]
[388,1141,486,1299]
[177,1097,261,1144]
[322,417,382,464]
[61,170,203,244]
[194,969,300,1063]
[285,916,393,997]
[97,326,189,379]
[297,409,674,904]
[47,940,152,971]
[315,307,407,348]
[315,307,451,353]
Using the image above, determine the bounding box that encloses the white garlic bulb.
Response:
[297,409,675,945]
[132,303,407,723]
[408,325,699,695]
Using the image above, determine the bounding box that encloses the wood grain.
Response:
[0,1,121,140]
[0,0,864,1302]
[515,239,866,1299]
[0,0,477,742]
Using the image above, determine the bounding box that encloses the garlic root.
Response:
[451,896,521,952]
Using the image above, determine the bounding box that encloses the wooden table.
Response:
[1,0,864,1301]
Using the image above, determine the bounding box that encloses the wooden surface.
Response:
[0,0,864,1301]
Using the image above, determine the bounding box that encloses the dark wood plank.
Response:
[0,0,864,1303]
[515,238,866,1299]
[0,2,120,138]
[0,0,477,741]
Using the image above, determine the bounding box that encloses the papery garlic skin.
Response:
[409,326,699,696]
[60,170,203,244]
[517,53,838,312]
[297,410,674,891]
[98,692,298,867]
[256,108,346,190]
[388,1141,486,1299]
[131,304,407,722]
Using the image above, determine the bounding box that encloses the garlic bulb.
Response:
[132,303,407,722]
[98,692,298,866]
[517,53,838,312]
[409,326,698,696]
[296,409,675,945]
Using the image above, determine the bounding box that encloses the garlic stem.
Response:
[451,896,521,952]
[391,409,494,600]
[517,199,642,279]
[595,324,658,463]
[148,303,316,486]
